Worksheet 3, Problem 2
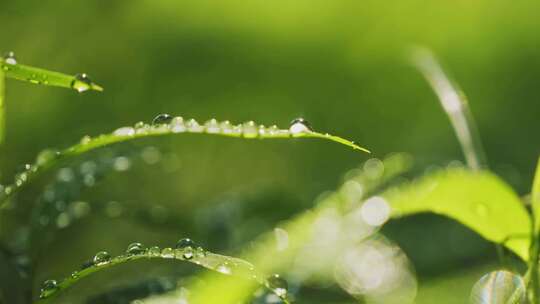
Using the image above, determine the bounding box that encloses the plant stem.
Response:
[528,219,540,303]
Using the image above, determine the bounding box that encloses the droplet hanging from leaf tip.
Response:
[71,73,102,92]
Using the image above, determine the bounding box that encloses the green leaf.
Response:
[0,116,369,208]
[0,57,103,92]
[533,156,540,233]
[36,243,288,303]
[184,154,411,304]
[0,68,4,143]
[383,168,531,261]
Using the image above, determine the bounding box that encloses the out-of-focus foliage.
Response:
[0,1,539,303]
[384,169,530,260]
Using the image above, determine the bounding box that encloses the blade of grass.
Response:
[0,116,369,209]
[36,243,283,303]
[0,57,102,92]
[528,156,540,303]
[0,68,4,143]
[410,47,487,170]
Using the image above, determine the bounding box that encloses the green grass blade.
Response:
[411,47,487,170]
[0,116,369,208]
[382,168,530,260]
[533,156,540,232]
[0,57,102,92]
[0,68,4,143]
[36,242,283,302]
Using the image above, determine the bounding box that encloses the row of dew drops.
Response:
[111,113,313,140]
[40,238,289,301]
[0,115,313,201]
[1,51,97,93]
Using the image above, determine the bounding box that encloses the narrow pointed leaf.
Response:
[0,57,102,92]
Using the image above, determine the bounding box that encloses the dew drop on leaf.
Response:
[204,119,220,133]
[40,279,58,299]
[220,120,233,134]
[148,246,161,257]
[186,119,203,133]
[126,242,146,255]
[289,118,313,135]
[176,238,196,249]
[170,116,186,133]
[71,73,93,93]
[175,238,196,260]
[36,149,58,166]
[3,51,17,65]
[217,262,232,275]
[242,121,258,138]
[152,113,173,125]
[93,251,112,265]
[113,127,135,137]
[266,274,288,297]
[80,135,91,145]
[161,247,174,258]
[470,270,526,304]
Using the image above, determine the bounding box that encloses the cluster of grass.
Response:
[0,50,538,304]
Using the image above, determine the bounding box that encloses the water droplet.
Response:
[176,238,196,260]
[36,149,58,166]
[232,124,242,135]
[186,119,203,133]
[3,51,17,65]
[40,279,58,299]
[80,135,91,145]
[126,242,146,255]
[258,125,267,136]
[170,116,186,133]
[217,262,232,275]
[161,247,174,258]
[113,127,135,137]
[242,121,258,138]
[71,73,93,93]
[470,270,526,304]
[152,114,173,125]
[267,274,288,297]
[289,118,313,135]
[134,121,150,134]
[93,251,111,265]
[204,119,220,133]
[176,238,196,249]
[267,125,279,136]
[195,246,206,258]
[148,246,161,257]
[71,271,80,279]
[220,120,233,134]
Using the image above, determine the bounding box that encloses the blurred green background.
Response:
[0,1,539,303]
